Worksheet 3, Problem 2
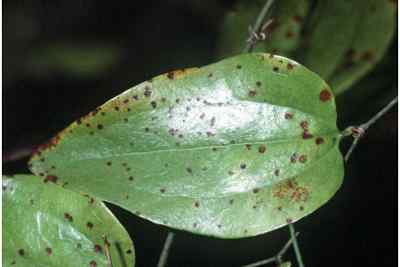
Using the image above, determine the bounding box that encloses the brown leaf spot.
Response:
[293,15,303,23]
[94,244,102,253]
[160,188,166,193]
[236,64,242,69]
[299,155,307,163]
[258,145,266,153]
[319,89,332,102]
[240,163,247,169]
[256,81,262,87]
[300,121,309,130]
[285,112,294,119]
[186,167,193,174]
[167,72,175,79]
[90,260,97,267]
[45,247,52,255]
[194,201,200,208]
[18,249,25,256]
[114,106,119,111]
[253,188,260,194]
[97,124,103,130]
[150,101,157,109]
[273,67,279,72]
[229,199,234,205]
[44,175,58,183]
[144,86,152,97]
[126,249,132,254]
[315,137,325,145]
[245,144,252,150]
[106,161,112,166]
[87,222,94,229]
[248,90,257,97]
[274,169,280,176]
[64,213,73,222]
[132,95,139,100]
[302,131,314,139]
[128,176,134,181]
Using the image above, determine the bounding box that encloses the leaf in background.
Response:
[3,175,135,267]
[298,0,365,80]
[328,0,396,95]
[29,53,344,238]
[216,0,310,59]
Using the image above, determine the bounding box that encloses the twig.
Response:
[157,232,175,267]
[243,0,275,53]
[289,224,304,267]
[241,232,299,267]
[344,96,397,161]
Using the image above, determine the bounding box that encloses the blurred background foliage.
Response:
[3,0,397,266]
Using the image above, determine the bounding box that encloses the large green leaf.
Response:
[29,53,344,238]
[3,175,135,267]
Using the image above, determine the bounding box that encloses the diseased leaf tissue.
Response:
[30,53,344,238]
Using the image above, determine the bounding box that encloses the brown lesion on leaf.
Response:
[273,179,310,202]
[165,68,199,80]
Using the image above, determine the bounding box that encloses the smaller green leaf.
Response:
[279,262,292,267]
[3,175,135,267]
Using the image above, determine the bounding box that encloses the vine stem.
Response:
[157,232,175,267]
[344,96,397,161]
[241,232,299,267]
[289,224,304,267]
[243,0,275,53]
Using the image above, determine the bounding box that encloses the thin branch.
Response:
[344,96,397,161]
[157,232,175,267]
[289,224,304,267]
[241,232,299,267]
[243,0,275,53]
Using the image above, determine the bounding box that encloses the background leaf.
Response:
[3,174,135,267]
[29,53,344,238]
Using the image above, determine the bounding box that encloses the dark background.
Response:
[3,1,397,266]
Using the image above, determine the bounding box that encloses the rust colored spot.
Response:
[123,99,129,104]
[64,213,73,222]
[256,81,262,87]
[285,30,294,38]
[258,145,266,153]
[285,112,294,119]
[87,222,94,229]
[287,63,294,70]
[315,137,325,145]
[302,131,314,139]
[44,247,52,255]
[245,144,252,150]
[150,101,157,109]
[97,124,103,130]
[291,186,309,202]
[286,218,293,223]
[240,163,246,169]
[361,50,374,61]
[90,260,97,267]
[106,161,112,166]
[229,199,234,205]
[94,244,102,253]
[273,67,279,72]
[194,201,200,208]
[186,167,193,174]
[18,249,25,256]
[248,90,257,97]
[319,89,332,102]
[167,72,175,79]
[253,188,260,194]
[160,188,166,193]
[44,175,58,183]
[114,107,119,111]
[126,249,132,254]
[236,64,242,69]
[293,15,303,23]
[300,121,309,130]
[274,169,280,176]
[133,95,139,100]
[299,155,307,163]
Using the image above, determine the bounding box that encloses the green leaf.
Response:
[29,53,344,238]
[299,0,396,93]
[328,0,396,94]
[216,0,310,59]
[3,175,135,267]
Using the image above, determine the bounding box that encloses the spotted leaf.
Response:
[3,175,135,267]
[29,53,344,238]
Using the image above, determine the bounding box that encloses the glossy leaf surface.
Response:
[30,53,344,238]
[3,175,135,267]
